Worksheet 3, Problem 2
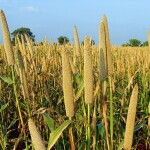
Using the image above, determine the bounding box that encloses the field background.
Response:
[0,39,149,149]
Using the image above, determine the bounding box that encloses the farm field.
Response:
[0,10,150,150]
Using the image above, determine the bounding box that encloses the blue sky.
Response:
[0,0,150,45]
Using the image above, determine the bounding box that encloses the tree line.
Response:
[10,27,149,46]
[122,39,148,47]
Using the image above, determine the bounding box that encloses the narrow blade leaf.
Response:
[75,80,84,101]
[47,120,72,150]
[0,76,14,84]
[0,103,8,112]
[43,113,55,132]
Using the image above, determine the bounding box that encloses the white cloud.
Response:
[21,6,39,13]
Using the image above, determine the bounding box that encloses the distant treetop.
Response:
[11,27,35,45]
[57,36,69,45]
[122,38,148,47]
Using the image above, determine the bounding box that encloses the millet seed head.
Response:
[84,36,93,104]
[0,10,15,65]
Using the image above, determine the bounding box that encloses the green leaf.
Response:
[0,103,8,113]
[7,118,18,129]
[134,123,144,132]
[73,72,80,83]
[97,123,107,148]
[57,97,63,105]
[0,76,14,84]
[76,113,83,121]
[47,120,72,150]
[43,113,54,132]
[97,123,105,137]
[75,80,84,101]
[117,140,124,150]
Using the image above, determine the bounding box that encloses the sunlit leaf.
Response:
[117,140,124,150]
[75,80,84,101]
[0,103,8,112]
[47,120,72,150]
[43,113,54,132]
[0,76,14,84]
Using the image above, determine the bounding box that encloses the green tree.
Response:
[11,27,35,45]
[57,36,69,45]
[129,39,141,47]
[140,41,148,47]
[122,43,131,47]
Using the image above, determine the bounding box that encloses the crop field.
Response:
[0,10,150,150]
